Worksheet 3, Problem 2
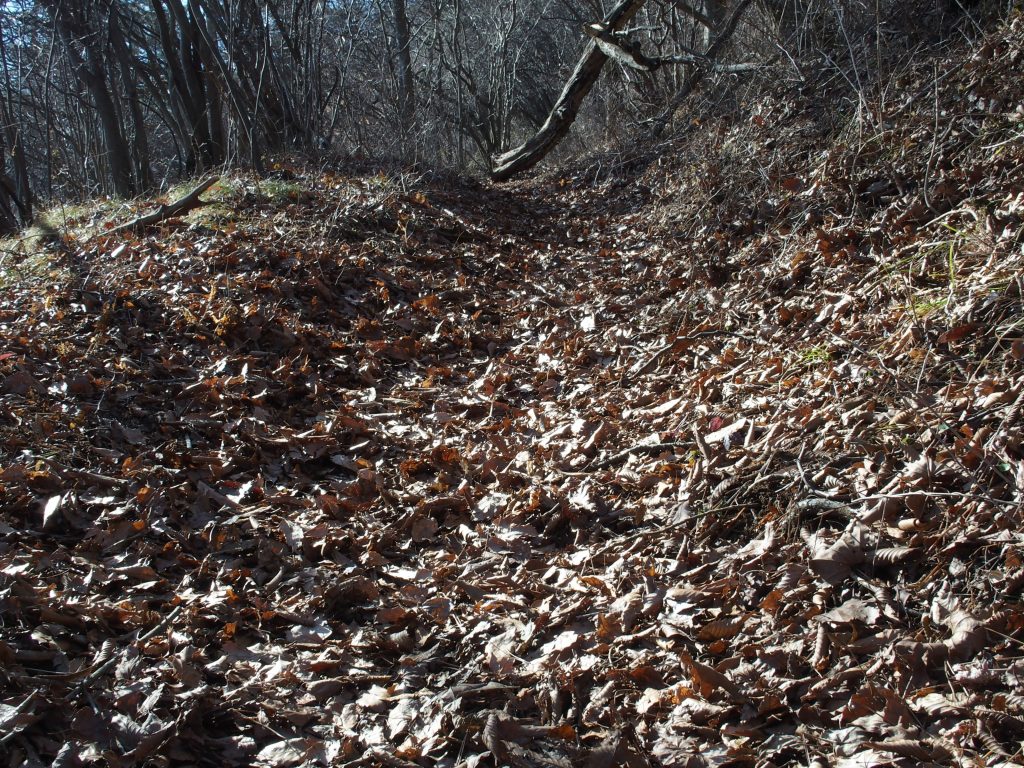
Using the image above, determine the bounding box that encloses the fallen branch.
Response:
[36,456,128,489]
[0,694,41,747]
[111,177,219,234]
[628,329,755,379]
[74,603,185,692]
[657,56,761,73]
[590,504,745,559]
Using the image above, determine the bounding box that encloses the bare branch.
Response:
[110,176,219,234]
[650,0,755,137]
[490,0,648,181]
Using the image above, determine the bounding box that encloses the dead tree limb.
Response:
[586,25,659,71]
[490,0,648,182]
[650,0,755,138]
[111,176,219,234]
[658,57,761,73]
[585,25,760,74]
[491,0,757,181]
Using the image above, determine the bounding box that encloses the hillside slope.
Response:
[1,15,1023,768]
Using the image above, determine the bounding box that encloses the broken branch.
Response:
[111,176,219,234]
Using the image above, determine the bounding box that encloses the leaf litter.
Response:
[2,17,1024,768]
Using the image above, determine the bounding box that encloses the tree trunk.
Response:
[0,26,32,229]
[187,0,263,171]
[758,0,798,43]
[167,0,226,165]
[490,0,647,182]
[151,0,199,169]
[702,0,728,47]
[0,124,24,234]
[0,180,20,235]
[44,0,136,197]
[108,5,154,190]
[393,0,416,139]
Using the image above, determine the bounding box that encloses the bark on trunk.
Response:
[758,0,798,42]
[45,0,136,197]
[0,24,32,228]
[393,0,416,136]
[701,0,727,48]
[108,6,153,190]
[0,92,32,230]
[187,0,263,171]
[0,180,20,235]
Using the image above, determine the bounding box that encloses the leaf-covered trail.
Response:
[3,17,1024,768]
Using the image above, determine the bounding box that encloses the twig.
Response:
[0,694,40,747]
[895,59,967,116]
[35,456,128,489]
[72,603,185,692]
[110,177,219,234]
[590,504,749,559]
[851,490,1020,512]
[629,329,754,378]
[591,441,684,470]
[796,442,812,493]
[692,424,712,462]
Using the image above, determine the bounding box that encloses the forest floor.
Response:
[2,15,1024,768]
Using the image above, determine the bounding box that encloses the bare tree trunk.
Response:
[393,0,416,142]
[0,182,21,235]
[187,0,263,171]
[44,0,137,197]
[108,5,154,190]
[154,0,203,170]
[451,0,466,165]
[10,131,32,225]
[758,0,798,44]
[0,22,32,229]
[702,0,728,47]
[0,125,25,234]
[490,0,647,181]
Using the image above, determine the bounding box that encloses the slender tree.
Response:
[42,0,138,196]
[393,0,416,140]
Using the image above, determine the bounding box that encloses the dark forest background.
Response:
[0,0,1005,232]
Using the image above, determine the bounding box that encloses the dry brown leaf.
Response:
[679,652,747,702]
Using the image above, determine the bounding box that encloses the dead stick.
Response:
[111,177,219,234]
[72,603,185,692]
[591,441,685,470]
[0,695,40,747]
[629,329,754,379]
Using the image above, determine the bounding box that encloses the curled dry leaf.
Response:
[679,652,746,703]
